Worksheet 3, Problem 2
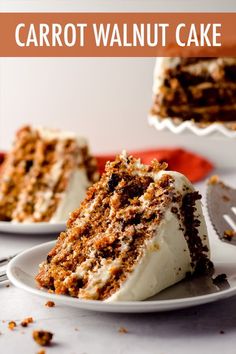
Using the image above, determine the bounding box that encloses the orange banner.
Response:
[0,13,235,57]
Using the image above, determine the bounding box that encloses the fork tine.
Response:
[0,253,17,267]
[223,214,236,231]
[207,180,236,246]
[231,207,236,221]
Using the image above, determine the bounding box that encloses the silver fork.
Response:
[207,177,236,246]
[0,254,17,284]
[0,254,16,267]
[0,270,8,282]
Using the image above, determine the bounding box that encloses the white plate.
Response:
[7,240,236,313]
[0,221,66,234]
[148,115,236,139]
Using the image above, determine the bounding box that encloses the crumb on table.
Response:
[45,301,55,308]
[37,350,46,354]
[8,321,17,330]
[118,326,128,334]
[32,330,53,346]
[21,317,34,327]
[222,195,230,202]
[208,175,219,185]
[224,229,235,240]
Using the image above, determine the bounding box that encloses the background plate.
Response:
[7,240,236,313]
[0,221,66,234]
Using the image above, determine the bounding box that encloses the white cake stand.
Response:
[148,115,236,169]
[148,115,236,139]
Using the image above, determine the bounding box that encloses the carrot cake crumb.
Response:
[21,317,34,327]
[33,330,53,346]
[208,175,219,185]
[37,350,46,354]
[224,229,235,240]
[222,195,230,202]
[45,301,55,308]
[8,321,17,330]
[119,326,128,334]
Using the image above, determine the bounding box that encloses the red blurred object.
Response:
[0,148,213,183]
[95,148,213,183]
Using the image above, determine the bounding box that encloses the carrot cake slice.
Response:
[151,57,236,123]
[36,152,212,301]
[0,125,98,222]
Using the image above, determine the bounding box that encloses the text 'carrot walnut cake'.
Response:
[0,125,98,223]
[36,153,211,301]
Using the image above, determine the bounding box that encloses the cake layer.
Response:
[36,153,211,301]
[154,82,236,107]
[152,102,236,122]
[0,126,38,221]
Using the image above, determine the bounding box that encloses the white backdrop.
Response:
[0,57,157,153]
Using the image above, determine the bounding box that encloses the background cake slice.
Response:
[36,153,211,302]
[151,57,236,123]
[0,125,99,222]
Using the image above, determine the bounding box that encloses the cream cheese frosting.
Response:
[106,171,209,302]
[51,168,90,222]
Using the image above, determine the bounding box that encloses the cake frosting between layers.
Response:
[36,153,211,302]
[50,169,90,222]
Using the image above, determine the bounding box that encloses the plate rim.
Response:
[0,221,66,226]
[0,221,66,234]
[7,240,236,313]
